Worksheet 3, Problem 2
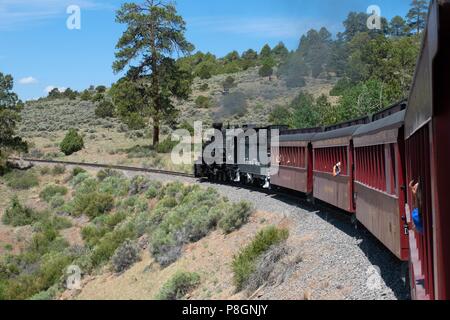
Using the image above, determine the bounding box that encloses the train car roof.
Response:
[353,110,406,138]
[279,127,323,142]
[279,132,318,142]
[372,100,407,121]
[312,125,362,142]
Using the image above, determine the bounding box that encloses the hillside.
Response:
[0,163,407,300]
[178,66,337,126]
[18,67,336,173]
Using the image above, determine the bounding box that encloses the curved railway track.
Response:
[8,157,195,178]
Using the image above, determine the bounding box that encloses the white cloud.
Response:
[19,76,38,85]
[0,0,115,30]
[44,85,66,93]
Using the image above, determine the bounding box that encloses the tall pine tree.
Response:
[0,72,27,171]
[406,0,429,33]
[113,0,194,146]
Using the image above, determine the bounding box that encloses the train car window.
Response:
[355,145,387,192]
[278,146,307,169]
[390,144,397,195]
[314,146,348,175]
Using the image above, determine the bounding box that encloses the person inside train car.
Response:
[333,162,342,177]
[410,179,424,234]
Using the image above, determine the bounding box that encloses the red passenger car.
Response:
[311,118,369,213]
[352,105,408,261]
[271,128,321,195]
[404,0,450,300]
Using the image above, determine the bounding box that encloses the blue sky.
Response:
[0,0,413,101]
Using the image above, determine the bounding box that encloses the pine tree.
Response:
[259,64,273,79]
[113,0,194,146]
[390,16,408,37]
[0,72,27,170]
[272,42,289,60]
[406,0,429,34]
[259,44,272,59]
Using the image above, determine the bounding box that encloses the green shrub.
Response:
[125,145,156,159]
[81,224,108,248]
[75,177,98,195]
[30,211,71,234]
[99,176,129,197]
[111,240,141,273]
[96,85,107,93]
[259,64,273,78]
[95,100,115,118]
[51,165,66,175]
[4,170,39,190]
[145,186,160,199]
[29,285,60,300]
[39,185,68,202]
[219,201,253,234]
[36,251,72,290]
[222,76,236,92]
[123,113,146,130]
[0,224,72,300]
[197,63,213,79]
[70,172,90,187]
[71,167,86,177]
[39,166,51,175]
[129,175,151,195]
[178,121,194,135]
[96,168,123,182]
[159,181,185,198]
[90,224,136,267]
[155,271,200,300]
[72,192,114,218]
[155,138,178,154]
[91,92,104,103]
[330,78,352,96]
[60,129,84,155]
[232,226,289,291]
[49,195,65,209]
[149,186,225,266]
[80,90,92,101]
[134,211,152,237]
[2,197,39,227]
[119,196,148,213]
[194,95,211,109]
[105,211,127,229]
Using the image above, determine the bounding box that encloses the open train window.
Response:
[279,147,307,169]
[314,146,348,175]
[390,144,397,195]
[355,145,386,192]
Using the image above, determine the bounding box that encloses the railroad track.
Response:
[7,157,360,222]
[8,157,196,178]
